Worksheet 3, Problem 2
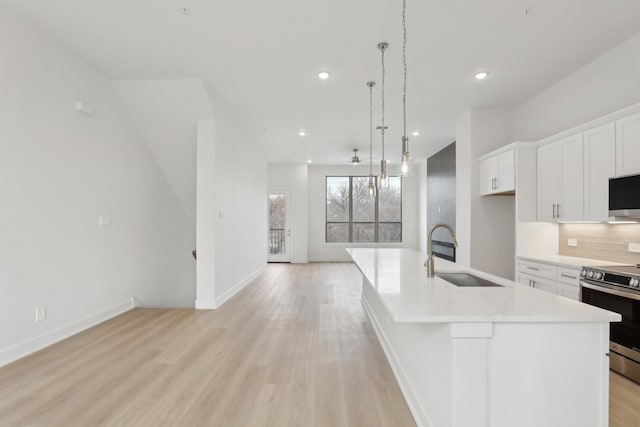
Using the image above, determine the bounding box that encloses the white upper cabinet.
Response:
[478,148,515,196]
[584,123,616,221]
[616,111,640,176]
[558,134,584,221]
[537,134,583,221]
[537,143,559,221]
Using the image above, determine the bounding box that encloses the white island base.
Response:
[349,248,619,427]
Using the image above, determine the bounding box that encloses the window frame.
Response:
[325,175,402,243]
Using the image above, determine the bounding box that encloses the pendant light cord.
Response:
[402,0,407,140]
[380,44,386,160]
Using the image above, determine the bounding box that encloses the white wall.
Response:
[0,9,196,364]
[307,164,420,262]
[513,32,640,141]
[456,110,515,279]
[206,85,267,306]
[268,163,309,263]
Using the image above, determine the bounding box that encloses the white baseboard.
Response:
[195,299,216,310]
[307,257,353,262]
[361,298,431,427]
[0,298,135,367]
[215,264,267,308]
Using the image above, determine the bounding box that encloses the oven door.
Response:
[581,281,640,365]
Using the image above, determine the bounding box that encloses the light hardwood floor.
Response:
[1,262,639,426]
[0,263,416,427]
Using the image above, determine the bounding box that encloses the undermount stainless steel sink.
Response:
[436,273,503,287]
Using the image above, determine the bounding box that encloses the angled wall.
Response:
[0,9,196,365]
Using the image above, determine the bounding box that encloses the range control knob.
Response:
[587,270,594,278]
[630,278,640,287]
[581,269,587,277]
[595,272,604,280]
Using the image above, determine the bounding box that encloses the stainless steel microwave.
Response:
[609,174,640,220]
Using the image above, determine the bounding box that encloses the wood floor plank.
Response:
[4,262,636,426]
[0,262,417,426]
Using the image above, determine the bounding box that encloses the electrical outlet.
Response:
[628,243,640,253]
[567,239,578,247]
[35,307,46,322]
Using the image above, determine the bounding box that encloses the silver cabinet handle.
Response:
[494,177,498,190]
[526,266,539,271]
[528,279,532,287]
[532,280,536,288]
[561,273,577,279]
[552,203,557,219]
[557,203,561,218]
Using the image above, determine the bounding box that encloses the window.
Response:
[326,176,402,243]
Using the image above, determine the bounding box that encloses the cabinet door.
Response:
[517,273,534,287]
[537,143,559,221]
[557,282,580,301]
[558,134,584,221]
[496,149,515,193]
[530,276,557,294]
[478,157,497,196]
[584,123,615,221]
[616,111,640,176]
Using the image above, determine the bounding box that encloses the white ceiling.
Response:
[3,0,640,164]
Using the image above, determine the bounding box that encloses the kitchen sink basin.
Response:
[436,272,503,287]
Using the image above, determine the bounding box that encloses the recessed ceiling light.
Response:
[180,6,192,15]
[412,130,420,136]
[474,71,489,80]
[317,71,331,80]
[307,159,312,164]
[298,130,306,136]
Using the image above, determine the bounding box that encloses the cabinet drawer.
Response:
[517,260,557,280]
[557,267,581,285]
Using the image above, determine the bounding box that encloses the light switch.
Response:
[99,216,112,228]
[567,239,578,247]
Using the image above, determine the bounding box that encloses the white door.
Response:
[268,190,291,262]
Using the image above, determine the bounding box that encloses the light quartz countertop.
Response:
[516,254,626,268]
[347,248,621,324]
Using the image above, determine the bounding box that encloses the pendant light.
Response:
[351,148,360,164]
[367,81,377,197]
[377,42,389,189]
[400,0,413,176]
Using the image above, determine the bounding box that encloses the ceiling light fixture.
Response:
[377,42,389,189]
[351,148,360,164]
[399,0,413,177]
[367,81,377,197]
[474,71,489,80]
[317,71,331,80]
[180,6,192,15]
[298,130,306,136]
[307,159,312,164]
[412,130,420,136]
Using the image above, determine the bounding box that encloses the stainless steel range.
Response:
[580,265,640,384]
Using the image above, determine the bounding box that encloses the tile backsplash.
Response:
[559,223,640,264]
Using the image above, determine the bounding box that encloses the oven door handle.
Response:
[580,281,640,301]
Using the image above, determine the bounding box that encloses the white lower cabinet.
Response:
[517,259,581,301]
[518,272,557,293]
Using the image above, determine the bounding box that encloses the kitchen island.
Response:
[347,248,620,427]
